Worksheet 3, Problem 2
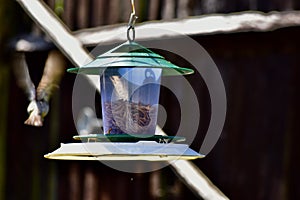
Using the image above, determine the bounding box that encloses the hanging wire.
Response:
[127,0,138,42]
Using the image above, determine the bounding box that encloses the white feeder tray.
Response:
[44,141,204,161]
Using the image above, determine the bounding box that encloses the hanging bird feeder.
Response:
[68,41,194,136]
[45,0,204,161]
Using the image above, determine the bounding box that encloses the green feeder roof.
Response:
[67,41,194,76]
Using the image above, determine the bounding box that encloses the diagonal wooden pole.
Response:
[17,1,228,199]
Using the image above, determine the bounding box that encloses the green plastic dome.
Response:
[67,41,194,76]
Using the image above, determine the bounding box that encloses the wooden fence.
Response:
[44,0,300,30]
[2,0,300,199]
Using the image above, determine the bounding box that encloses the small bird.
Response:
[25,99,49,127]
[76,107,103,135]
[13,49,65,126]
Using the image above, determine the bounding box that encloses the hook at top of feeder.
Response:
[127,0,138,42]
[127,21,137,42]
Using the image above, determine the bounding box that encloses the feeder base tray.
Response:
[44,141,204,161]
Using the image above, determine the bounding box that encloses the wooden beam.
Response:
[75,10,300,46]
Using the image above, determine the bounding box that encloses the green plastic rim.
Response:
[67,41,194,76]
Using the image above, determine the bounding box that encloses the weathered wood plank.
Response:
[162,0,175,19]
[91,0,105,26]
[0,65,9,200]
[148,0,160,20]
[63,0,76,29]
[69,163,81,200]
[120,0,132,23]
[44,0,55,10]
[77,0,90,28]
[177,0,189,18]
[108,0,120,24]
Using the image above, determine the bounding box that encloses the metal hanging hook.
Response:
[127,0,138,42]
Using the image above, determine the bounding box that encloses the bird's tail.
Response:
[24,111,43,127]
[24,100,49,127]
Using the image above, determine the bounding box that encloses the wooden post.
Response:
[177,0,189,18]
[148,0,160,20]
[91,0,107,26]
[77,0,90,28]
[108,0,120,24]
[120,0,132,23]
[0,64,9,200]
[83,167,98,200]
[0,0,16,199]
[63,0,76,29]
[69,163,82,200]
[162,0,175,19]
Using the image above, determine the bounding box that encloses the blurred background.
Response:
[1,0,300,199]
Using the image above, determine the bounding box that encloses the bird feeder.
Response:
[68,41,193,136]
[44,3,204,161]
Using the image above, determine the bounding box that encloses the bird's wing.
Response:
[36,49,66,101]
[12,52,36,101]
